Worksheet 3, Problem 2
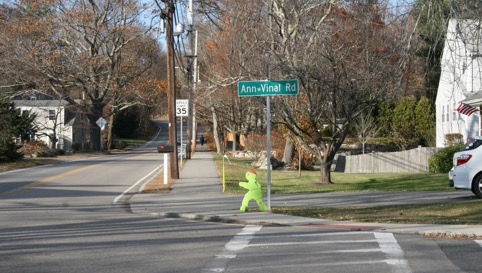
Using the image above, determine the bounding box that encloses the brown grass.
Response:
[141,159,186,193]
[142,169,174,193]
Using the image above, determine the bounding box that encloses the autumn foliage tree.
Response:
[195,0,417,184]
[0,0,165,151]
[197,0,269,153]
[266,0,414,184]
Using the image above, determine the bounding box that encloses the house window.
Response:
[48,110,56,121]
[442,105,445,122]
[453,103,457,120]
[446,104,449,121]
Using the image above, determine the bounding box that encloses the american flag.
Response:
[456,103,480,116]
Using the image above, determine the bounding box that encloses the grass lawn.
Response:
[213,153,482,225]
[272,201,482,225]
[114,136,151,148]
[214,154,449,194]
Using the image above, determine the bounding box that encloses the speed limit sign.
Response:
[176,99,189,117]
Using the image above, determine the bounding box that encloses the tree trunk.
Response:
[319,161,333,185]
[298,148,301,177]
[231,131,237,154]
[186,109,192,159]
[90,126,101,151]
[212,106,221,154]
[50,134,57,150]
[107,114,114,151]
[282,137,294,165]
[88,115,101,151]
[190,102,197,156]
[319,146,337,184]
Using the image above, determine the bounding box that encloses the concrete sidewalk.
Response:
[129,145,482,237]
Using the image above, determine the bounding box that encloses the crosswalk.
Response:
[476,240,482,247]
[203,225,412,273]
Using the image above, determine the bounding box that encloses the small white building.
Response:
[11,90,89,150]
[436,19,482,147]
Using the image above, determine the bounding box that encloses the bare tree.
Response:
[194,1,413,183]
[196,0,269,154]
[353,109,380,154]
[268,0,411,184]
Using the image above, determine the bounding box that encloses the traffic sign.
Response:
[176,99,189,117]
[96,117,107,129]
[238,79,299,97]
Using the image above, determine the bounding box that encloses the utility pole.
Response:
[187,0,197,156]
[166,0,179,179]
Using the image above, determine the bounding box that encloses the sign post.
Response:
[176,100,189,167]
[157,145,173,184]
[237,79,298,211]
[96,117,107,151]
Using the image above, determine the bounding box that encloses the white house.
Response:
[11,89,89,150]
[436,19,482,147]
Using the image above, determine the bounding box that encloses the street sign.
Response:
[238,79,299,97]
[96,117,107,129]
[176,99,189,117]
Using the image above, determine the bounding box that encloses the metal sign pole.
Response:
[265,54,272,211]
[179,117,183,167]
[266,95,271,211]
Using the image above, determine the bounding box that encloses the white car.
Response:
[449,136,482,198]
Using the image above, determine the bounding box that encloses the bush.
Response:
[445,133,464,146]
[428,144,463,173]
[0,140,22,162]
[17,140,50,157]
[71,142,81,151]
[244,134,266,157]
[203,132,216,151]
[287,149,316,170]
[112,140,127,149]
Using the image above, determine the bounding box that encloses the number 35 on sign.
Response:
[176,99,189,117]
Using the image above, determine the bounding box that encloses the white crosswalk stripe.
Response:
[204,227,412,273]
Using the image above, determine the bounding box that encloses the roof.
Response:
[463,91,482,105]
[10,89,58,100]
[12,100,71,108]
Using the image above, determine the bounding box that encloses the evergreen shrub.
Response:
[428,144,463,173]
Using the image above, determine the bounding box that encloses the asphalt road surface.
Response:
[1,122,482,272]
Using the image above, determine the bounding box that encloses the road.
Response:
[1,122,482,272]
[0,122,242,272]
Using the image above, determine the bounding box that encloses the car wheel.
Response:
[471,174,482,198]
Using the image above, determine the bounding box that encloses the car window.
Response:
[461,139,482,151]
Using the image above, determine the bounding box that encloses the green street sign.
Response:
[238,79,299,97]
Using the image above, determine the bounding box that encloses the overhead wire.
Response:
[173,0,189,79]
